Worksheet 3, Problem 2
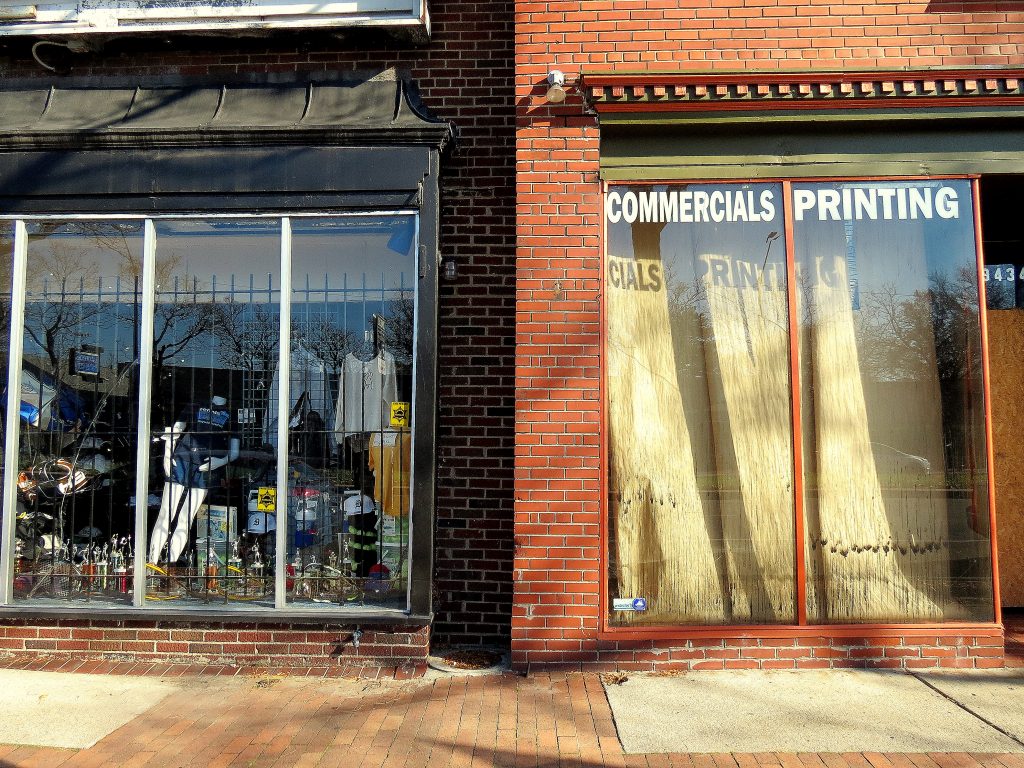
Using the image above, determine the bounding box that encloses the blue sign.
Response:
[74,350,100,376]
[632,598,647,611]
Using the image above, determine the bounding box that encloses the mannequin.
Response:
[148,395,240,564]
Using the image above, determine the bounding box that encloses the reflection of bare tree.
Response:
[24,240,106,378]
[152,302,213,374]
[382,293,414,365]
[858,283,937,382]
[927,267,984,477]
[209,301,279,419]
[853,268,980,386]
[664,262,714,391]
[149,260,217,424]
[929,267,983,385]
[299,293,414,378]
[835,266,982,479]
[299,317,358,373]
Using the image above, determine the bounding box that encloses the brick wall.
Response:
[512,0,1021,668]
[0,618,430,671]
[0,0,516,653]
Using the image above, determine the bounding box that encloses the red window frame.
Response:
[598,175,1001,640]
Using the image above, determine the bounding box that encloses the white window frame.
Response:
[0,0,428,36]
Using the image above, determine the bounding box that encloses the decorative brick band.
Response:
[581,70,1024,112]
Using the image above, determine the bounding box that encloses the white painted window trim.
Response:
[0,0,428,36]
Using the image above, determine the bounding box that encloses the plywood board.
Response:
[987,309,1024,607]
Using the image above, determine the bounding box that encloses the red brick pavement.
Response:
[0,669,1022,768]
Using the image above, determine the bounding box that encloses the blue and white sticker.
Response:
[197,407,230,428]
[612,597,648,612]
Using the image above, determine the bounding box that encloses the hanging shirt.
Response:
[368,431,412,518]
[334,351,397,440]
[263,342,331,447]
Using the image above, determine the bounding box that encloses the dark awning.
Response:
[0,70,454,211]
[0,70,455,150]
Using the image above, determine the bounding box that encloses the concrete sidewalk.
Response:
[0,666,1023,768]
[604,670,1024,754]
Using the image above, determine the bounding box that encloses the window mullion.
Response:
[132,219,158,608]
[275,217,292,610]
[783,181,808,626]
[0,221,28,605]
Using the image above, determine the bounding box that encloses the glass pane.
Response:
[605,183,795,626]
[145,219,280,609]
[286,215,416,608]
[794,179,993,623]
[0,223,12,569]
[15,222,143,605]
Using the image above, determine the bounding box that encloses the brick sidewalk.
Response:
[0,669,1022,768]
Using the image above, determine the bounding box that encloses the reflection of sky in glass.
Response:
[154,219,280,300]
[291,215,417,296]
[291,215,416,364]
[18,216,419,373]
[791,179,977,301]
[154,220,280,372]
[25,221,145,294]
[23,223,145,369]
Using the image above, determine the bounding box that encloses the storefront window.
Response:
[605,178,994,629]
[145,219,280,607]
[2,213,421,613]
[15,222,144,604]
[795,179,992,623]
[606,182,796,626]
[287,216,415,608]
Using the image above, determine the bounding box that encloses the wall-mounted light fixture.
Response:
[443,259,457,280]
[30,37,98,72]
[545,70,567,103]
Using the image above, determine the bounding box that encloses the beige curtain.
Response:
[801,255,953,622]
[703,256,795,622]
[607,231,725,624]
[607,229,795,624]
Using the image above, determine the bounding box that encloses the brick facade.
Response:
[511,1,1023,669]
[0,0,1017,673]
[0,0,517,660]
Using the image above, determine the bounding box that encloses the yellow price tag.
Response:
[390,401,410,428]
[256,487,277,512]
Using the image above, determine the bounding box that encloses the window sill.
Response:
[0,604,432,626]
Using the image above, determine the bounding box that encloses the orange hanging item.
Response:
[368,431,411,518]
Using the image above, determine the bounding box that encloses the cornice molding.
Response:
[581,69,1024,113]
